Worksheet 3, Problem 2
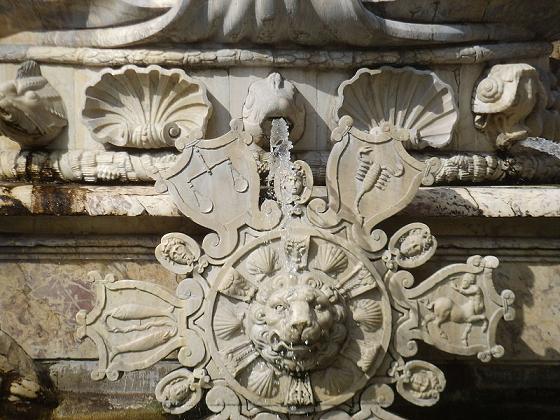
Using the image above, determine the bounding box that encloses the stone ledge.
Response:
[1,184,559,218]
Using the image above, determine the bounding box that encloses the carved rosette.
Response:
[206,226,391,413]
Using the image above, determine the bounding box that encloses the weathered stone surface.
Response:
[3,183,560,218]
[2,1,556,48]
[0,259,177,359]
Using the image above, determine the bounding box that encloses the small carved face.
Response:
[409,372,433,393]
[0,83,39,134]
[162,238,194,265]
[399,230,430,258]
[460,273,476,289]
[162,377,192,407]
[280,172,304,198]
[284,237,308,270]
[248,276,347,373]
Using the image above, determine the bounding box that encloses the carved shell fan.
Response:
[334,66,458,149]
[82,65,212,148]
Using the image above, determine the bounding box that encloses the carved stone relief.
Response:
[332,66,458,150]
[76,67,515,418]
[473,62,560,148]
[0,61,67,148]
[82,65,212,149]
[242,72,305,145]
[2,0,556,48]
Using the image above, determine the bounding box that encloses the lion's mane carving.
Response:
[246,272,347,374]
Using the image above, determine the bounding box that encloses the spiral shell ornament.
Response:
[82,65,212,149]
[333,66,458,149]
[476,76,504,104]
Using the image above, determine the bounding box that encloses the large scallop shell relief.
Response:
[333,66,458,149]
[82,65,212,148]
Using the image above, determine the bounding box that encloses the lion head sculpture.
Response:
[246,272,347,374]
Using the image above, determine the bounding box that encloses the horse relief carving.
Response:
[423,272,488,346]
[77,68,515,418]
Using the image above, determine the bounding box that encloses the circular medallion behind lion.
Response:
[207,227,392,414]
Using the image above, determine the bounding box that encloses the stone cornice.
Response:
[1,184,559,218]
[0,42,552,69]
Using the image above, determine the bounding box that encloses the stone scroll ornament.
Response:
[76,67,515,419]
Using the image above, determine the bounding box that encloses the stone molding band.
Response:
[2,150,559,186]
[0,43,551,69]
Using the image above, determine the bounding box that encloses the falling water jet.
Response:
[268,117,299,225]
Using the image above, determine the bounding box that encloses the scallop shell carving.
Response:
[351,299,383,332]
[82,65,212,149]
[246,247,280,278]
[317,364,355,396]
[334,67,458,149]
[313,244,348,276]
[247,363,278,398]
[214,307,244,339]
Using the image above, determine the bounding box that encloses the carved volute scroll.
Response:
[0,60,67,148]
[77,69,515,419]
[82,65,212,149]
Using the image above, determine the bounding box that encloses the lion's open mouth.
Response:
[270,333,318,357]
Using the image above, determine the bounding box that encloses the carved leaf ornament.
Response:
[77,67,514,418]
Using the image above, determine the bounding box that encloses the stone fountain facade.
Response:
[0,1,559,418]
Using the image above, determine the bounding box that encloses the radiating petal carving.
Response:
[351,299,383,332]
[313,244,348,276]
[247,362,279,398]
[333,67,458,149]
[246,247,280,280]
[82,65,212,148]
[214,306,244,339]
